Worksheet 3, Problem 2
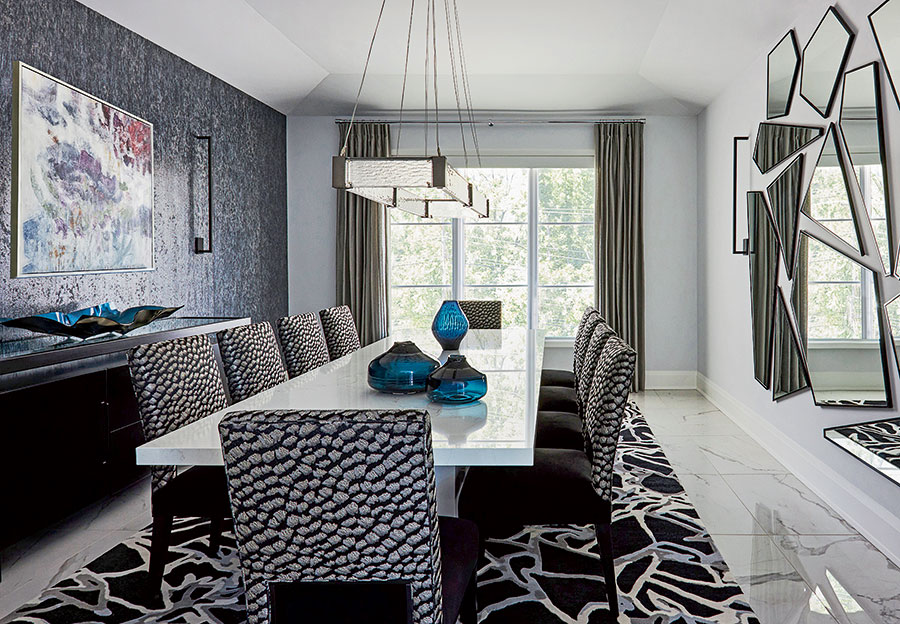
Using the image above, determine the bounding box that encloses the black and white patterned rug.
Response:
[2,405,758,624]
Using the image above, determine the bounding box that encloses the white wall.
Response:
[698,0,900,564]
[287,115,699,381]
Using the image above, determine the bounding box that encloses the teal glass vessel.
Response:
[426,355,487,403]
[367,341,440,394]
[431,300,469,350]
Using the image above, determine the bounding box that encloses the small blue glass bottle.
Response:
[368,341,440,394]
[432,300,469,350]
[426,355,487,403]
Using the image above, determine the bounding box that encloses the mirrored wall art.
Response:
[753,123,824,174]
[870,0,900,110]
[841,62,892,273]
[800,7,855,117]
[802,125,863,252]
[748,191,778,389]
[886,295,900,379]
[793,232,891,407]
[767,154,804,276]
[768,31,801,119]
[773,287,810,400]
[825,418,900,486]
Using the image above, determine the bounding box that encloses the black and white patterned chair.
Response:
[540,306,597,388]
[216,321,288,403]
[537,310,603,413]
[218,409,479,624]
[128,334,232,588]
[276,312,331,378]
[458,300,502,330]
[318,305,362,360]
[459,335,636,619]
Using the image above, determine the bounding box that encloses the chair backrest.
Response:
[219,409,443,624]
[276,313,331,378]
[318,305,362,360]
[458,300,502,330]
[216,322,288,403]
[582,335,636,503]
[576,321,617,410]
[572,310,602,388]
[128,334,227,494]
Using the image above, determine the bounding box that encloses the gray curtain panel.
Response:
[595,122,645,391]
[335,122,391,346]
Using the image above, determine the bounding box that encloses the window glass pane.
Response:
[539,287,594,337]
[538,168,594,223]
[807,236,859,282]
[808,283,862,339]
[390,207,450,225]
[390,287,451,330]
[463,285,528,328]
[465,224,528,286]
[390,223,452,286]
[538,224,593,285]
[459,168,528,223]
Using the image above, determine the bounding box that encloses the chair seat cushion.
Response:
[439,516,479,624]
[458,449,607,529]
[151,466,230,517]
[537,385,579,414]
[535,411,584,450]
[540,368,576,388]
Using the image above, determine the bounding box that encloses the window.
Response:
[389,167,595,337]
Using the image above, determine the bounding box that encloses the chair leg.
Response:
[208,514,224,556]
[461,566,478,624]
[149,515,173,589]
[595,521,618,619]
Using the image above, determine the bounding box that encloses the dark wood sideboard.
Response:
[0,317,250,550]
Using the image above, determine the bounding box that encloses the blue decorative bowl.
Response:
[368,341,440,394]
[432,300,469,350]
[0,303,183,340]
[426,354,487,403]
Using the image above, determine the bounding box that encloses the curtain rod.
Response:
[333,118,646,125]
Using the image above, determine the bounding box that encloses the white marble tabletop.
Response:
[136,328,544,469]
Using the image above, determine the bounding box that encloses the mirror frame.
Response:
[767,30,801,120]
[869,0,900,111]
[766,153,805,278]
[799,6,855,118]
[752,122,824,174]
[773,287,811,401]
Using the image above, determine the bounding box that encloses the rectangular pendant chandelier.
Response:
[333,155,489,219]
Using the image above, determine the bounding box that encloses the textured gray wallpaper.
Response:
[0,0,287,322]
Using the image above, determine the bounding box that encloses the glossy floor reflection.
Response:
[637,390,900,624]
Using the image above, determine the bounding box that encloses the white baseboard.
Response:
[645,370,698,390]
[697,372,900,568]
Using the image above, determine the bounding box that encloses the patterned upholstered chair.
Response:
[537,310,603,413]
[219,409,479,624]
[276,312,331,378]
[458,300,502,330]
[128,334,232,588]
[318,305,362,360]
[459,335,636,619]
[540,307,598,387]
[216,321,288,403]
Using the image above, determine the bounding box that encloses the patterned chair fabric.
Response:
[572,310,603,392]
[540,307,599,388]
[577,322,617,410]
[276,313,331,377]
[219,409,444,624]
[128,334,228,494]
[318,305,362,360]
[216,322,288,403]
[458,300,502,330]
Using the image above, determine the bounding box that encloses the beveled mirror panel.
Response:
[800,7,855,117]
[773,287,809,400]
[768,31,801,119]
[753,123,824,174]
[802,125,863,252]
[841,62,892,273]
[886,295,900,380]
[748,192,778,389]
[767,155,804,276]
[794,232,891,407]
[870,0,900,110]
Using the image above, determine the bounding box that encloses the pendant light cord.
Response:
[395,0,416,155]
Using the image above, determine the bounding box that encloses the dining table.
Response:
[135,328,545,516]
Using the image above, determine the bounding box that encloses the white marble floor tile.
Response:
[695,435,789,475]
[648,411,749,438]
[722,474,856,536]
[678,473,767,535]
[652,436,721,474]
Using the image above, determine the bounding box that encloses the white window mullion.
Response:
[527,168,539,330]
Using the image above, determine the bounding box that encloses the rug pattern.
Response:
[2,404,758,624]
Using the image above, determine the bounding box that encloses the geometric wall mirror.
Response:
[841,62,892,273]
[766,154,804,277]
[801,125,864,253]
[768,31,801,119]
[748,191,779,389]
[773,287,810,400]
[793,232,891,407]
[887,294,900,380]
[753,122,824,174]
[870,0,900,110]
[800,7,855,118]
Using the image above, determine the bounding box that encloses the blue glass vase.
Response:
[431,300,469,350]
[368,341,440,394]
[426,355,487,403]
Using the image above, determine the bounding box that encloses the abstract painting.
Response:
[12,62,154,277]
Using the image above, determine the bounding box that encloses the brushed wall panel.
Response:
[0,0,287,322]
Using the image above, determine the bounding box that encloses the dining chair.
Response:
[318,305,362,359]
[540,306,597,388]
[537,310,603,413]
[457,300,502,329]
[128,334,232,589]
[458,335,636,619]
[216,321,289,403]
[276,312,331,378]
[218,408,479,624]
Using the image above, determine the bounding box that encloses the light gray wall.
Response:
[698,0,900,563]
